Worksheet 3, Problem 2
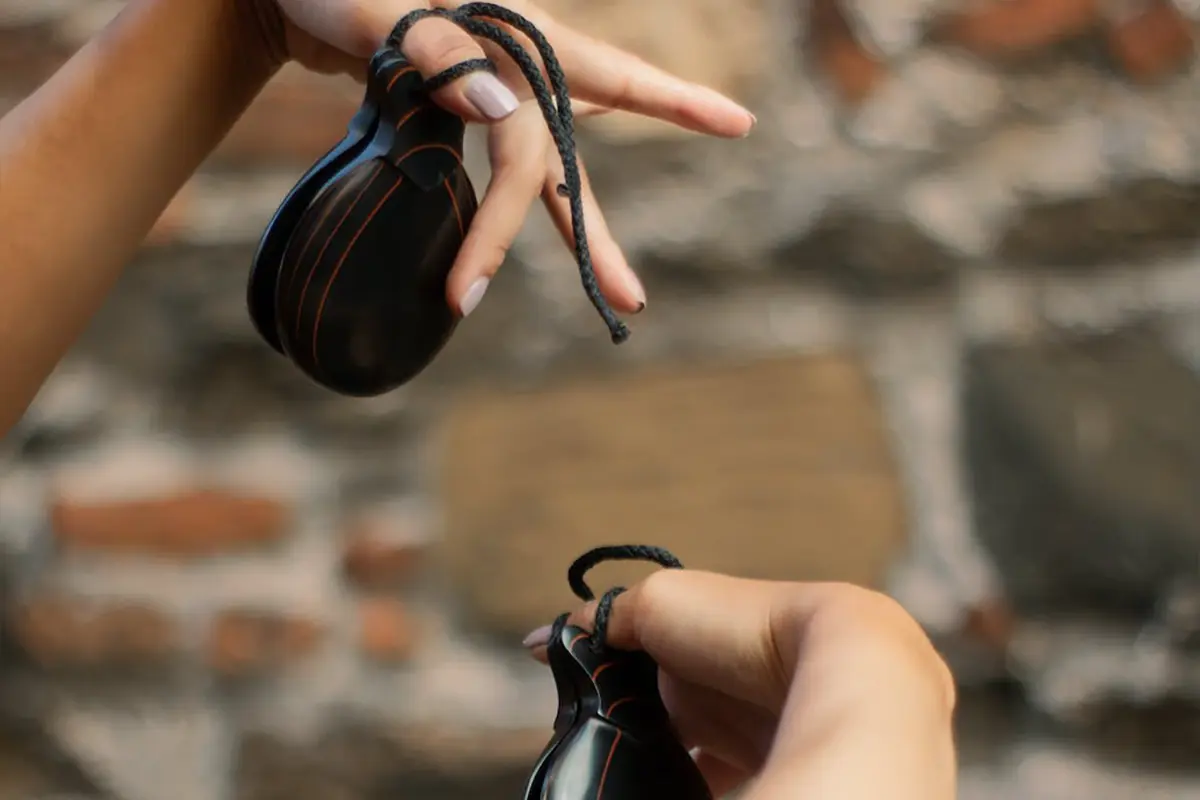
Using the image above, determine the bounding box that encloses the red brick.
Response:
[1105,0,1196,82]
[208,609,323,676]
[342,522,424,590]
[359,599,420,664]
[50,489,291,558]
[214,65,360,167]
[962,599,1017,653]
[808,0,887,106]
[9,594,178,669]
[936,0,1100,58]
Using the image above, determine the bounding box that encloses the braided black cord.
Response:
[549,545,683,653]
[387,7,630,344]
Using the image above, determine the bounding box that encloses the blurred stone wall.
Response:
[2,0,1200,799]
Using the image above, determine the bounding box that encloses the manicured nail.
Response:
[523,624,553,649]
[464,73,520,121]
[459,277,490,317]
[622,270,647,310]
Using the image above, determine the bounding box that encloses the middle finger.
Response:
[434,0,754,136]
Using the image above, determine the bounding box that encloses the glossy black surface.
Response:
[525,624,713,800]
[246,52,478,396]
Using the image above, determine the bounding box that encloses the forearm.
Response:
[0,0,277,434]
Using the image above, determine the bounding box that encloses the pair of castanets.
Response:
[246,3,629,398]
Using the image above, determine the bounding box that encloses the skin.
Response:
[527,572,958,800]
[0,0,956,794]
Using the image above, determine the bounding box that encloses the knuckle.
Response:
[406,18,483,73]
[345,4,385,56]
[816,583,956,712]
[633,568,683,616]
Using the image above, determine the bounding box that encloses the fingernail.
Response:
[459,277,490,317]
[464,73,520,121]
[522,624,553,649]
[623,270,647,310]
[742,112,757,139]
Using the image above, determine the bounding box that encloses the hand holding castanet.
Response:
[247,5,632,397]
[524,546,712,800]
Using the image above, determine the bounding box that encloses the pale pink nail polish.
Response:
[464,73,520,121]
[459,277,490,317]
[522,624,553,648]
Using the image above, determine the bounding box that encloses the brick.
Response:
[439,355,908,637]
[214,64,361,167]
[208,609,323,676]
[9,594,178,669]
[1105,0,1196,82]
[342,523,424,590]
[808,0,887,105]
[50,489,290,558]
[358,598,420,664]
[936,0,1100,58]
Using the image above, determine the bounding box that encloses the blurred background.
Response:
[2,0,1200,797]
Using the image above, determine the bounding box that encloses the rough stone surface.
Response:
[964,327,1200,615]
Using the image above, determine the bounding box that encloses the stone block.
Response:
[438,354,908,637]
[964,326,1200,615]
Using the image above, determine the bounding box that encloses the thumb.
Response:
[528,570,800,711]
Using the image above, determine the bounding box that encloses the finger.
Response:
[445,106,548,314]
[662,675,776,771]
[355,3,521,123]
[540,154,645,313]
[548,28,754,138]
[434,0,753,137]
[571,100,613,118]
[693,749,751,798]
[528,571,797,710]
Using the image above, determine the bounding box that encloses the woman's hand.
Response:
[246,0,755,317]
[524,571,958,800]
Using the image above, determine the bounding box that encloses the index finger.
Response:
[434,0,755,138]
[547,27,756,139]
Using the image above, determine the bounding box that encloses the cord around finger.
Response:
[386,10,520,123]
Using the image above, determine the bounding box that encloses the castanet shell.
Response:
[524,624,713,800]
[247,52,478,396]
[247,50,400,355]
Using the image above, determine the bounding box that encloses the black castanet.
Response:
[247,51,477,396]
[525,622,713,800]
